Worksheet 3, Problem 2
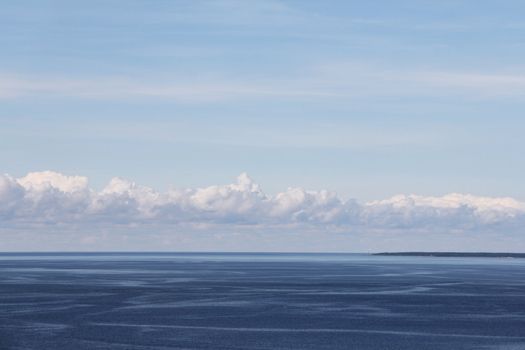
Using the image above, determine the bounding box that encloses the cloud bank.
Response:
[1,171,523,234]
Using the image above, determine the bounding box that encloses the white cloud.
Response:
[363,194,525,229]
[1,171,523,234]
[17,171,89,193]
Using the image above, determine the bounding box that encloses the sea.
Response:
[1,252,525,350]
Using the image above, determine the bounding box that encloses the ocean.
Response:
[1,253,525,349]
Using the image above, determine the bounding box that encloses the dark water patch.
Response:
[1,253,525,349]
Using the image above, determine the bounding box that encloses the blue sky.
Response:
[0,1,524,251]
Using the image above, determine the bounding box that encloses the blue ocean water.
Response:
[1,253,525,350]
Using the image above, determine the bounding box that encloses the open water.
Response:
[1,253,525,349]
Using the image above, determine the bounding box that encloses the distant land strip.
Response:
[374,252,525,258]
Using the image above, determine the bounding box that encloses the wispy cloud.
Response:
[0,74,338,101]
[3,64,525,102]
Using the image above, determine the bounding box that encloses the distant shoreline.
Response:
[374,252,525,258]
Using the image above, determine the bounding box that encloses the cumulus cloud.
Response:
[0,171,524,233]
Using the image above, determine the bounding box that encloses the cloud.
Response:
[3,65,525,102]
[0,74,334,102]
[1,171,523,234]
[363,194,525,229]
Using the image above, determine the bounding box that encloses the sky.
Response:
[1,0,524,251]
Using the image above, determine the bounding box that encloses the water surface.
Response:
[1,253,525,349]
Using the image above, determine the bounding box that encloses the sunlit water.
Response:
[1,253,525,349]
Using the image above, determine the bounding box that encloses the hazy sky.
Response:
[1,1,524,251]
